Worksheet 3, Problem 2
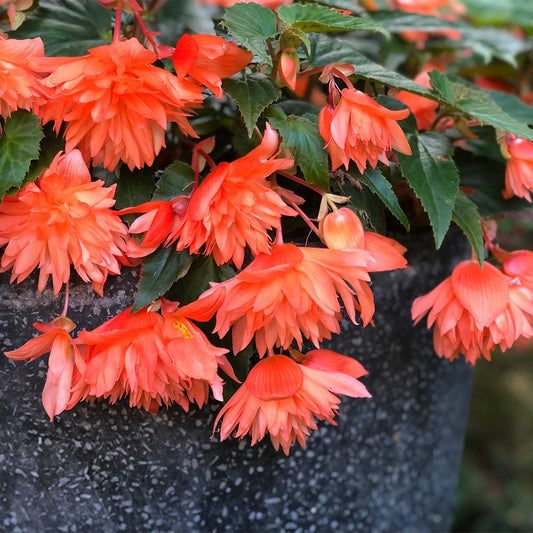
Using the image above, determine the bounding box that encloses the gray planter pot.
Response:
[0,229,473,532]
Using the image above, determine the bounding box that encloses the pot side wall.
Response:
[0,229,473,532]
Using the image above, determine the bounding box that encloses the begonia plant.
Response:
[1,0,533,455]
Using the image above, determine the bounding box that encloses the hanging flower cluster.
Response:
[1,0,533,455]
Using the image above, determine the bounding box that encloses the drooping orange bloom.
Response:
[118,196,189,259]
[170,124,295,268]
[0,37,48,117]
[174,34,252,97]
[182,242,376,356]
[319,88,412,173]
[214,353,370,454]
[321,207,407,272]
[34,38,205,171]
[395,71,439,131]
[0,150,129,295]
[492,246,533,291]
[412,260,533,364]
[74,302,231,413]
[500,134,533,202]
[4,316,85,420]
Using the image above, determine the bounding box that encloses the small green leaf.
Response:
[278,3,386,34]
[114,167,155,210]
[357,168,410,230]
[167,255,235,307]
[0,110,43,198]
[25,129,65,182]
[452,192,484,265]
[397,132,459,248]
[429,71,533,141]
[152,162,195,201]
[11,0,112,56]
[132,247,193,312]
[222,343,253,400]
[222,73,281,137]
[308,33,433,97]
[266,106,330,191]
[223,3,277,63]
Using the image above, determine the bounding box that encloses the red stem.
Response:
[287,199,322,240]
[278,170,326,196]
[113,1,123,43]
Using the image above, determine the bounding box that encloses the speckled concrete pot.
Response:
[0,229,472,533]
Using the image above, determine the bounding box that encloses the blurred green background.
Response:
[452,218,533,532]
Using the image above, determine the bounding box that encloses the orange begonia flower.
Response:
[0,37,48,117]
[74,302,231,413]
[214,353,370,454]
[174,34,252,98]
[0,150,129,295]
[33,38,205,171]
[319,88,411,173]
[118,196,189,259]
[395,71,439,131]
[412,260,533,364]
[170,124,295,268]
[321,207,407,272]
[5,316,85,421]
[182,242,376,356]
[500,134,533,202]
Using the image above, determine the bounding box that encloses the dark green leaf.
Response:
[397,132,459,248]
[429,71,533,141]
[168,255,235,307]
[486,90,533,125]
[222,3,277,63]
[114,167,155,210]
[11,0,111,56]
[0,110,43,198]
[152,162,195,201]
[222,73,281,137]
[278,3,386,34]
[132,247,193,312]
[357,167,410,230]
[370,10,471,32]
[222,343,253,400]
[452,192,484,265]
[455,148,529,216]
[25,130,65,182]
[348,188,386,234]
[308,33,434,97]
[266,106,329,190]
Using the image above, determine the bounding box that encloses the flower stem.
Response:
[287,199,322,240]
[278,170,326,196]
[61,283,70,318]
[113,1,123,43]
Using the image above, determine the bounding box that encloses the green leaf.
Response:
[11,0,111,56]
[278,3,386,34]
[455,148,529,216]
[222,3,277,63]
[266,106,330,191]
[114,167,155,210]
[370,10,470,32]
[25,128,65,183]
[0,110,43,198]
[452,192,484,265]
[397,132,459,248]
[487,90,533,125]
[429,71,533,141]
[308,33,434,97]
[132,247,193,313]
[152,162,195,201]
[222,73,281,137]
[222,343,253,400]
[167,255,235,307]
[457,27,532,66]
[357,167,410,230]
